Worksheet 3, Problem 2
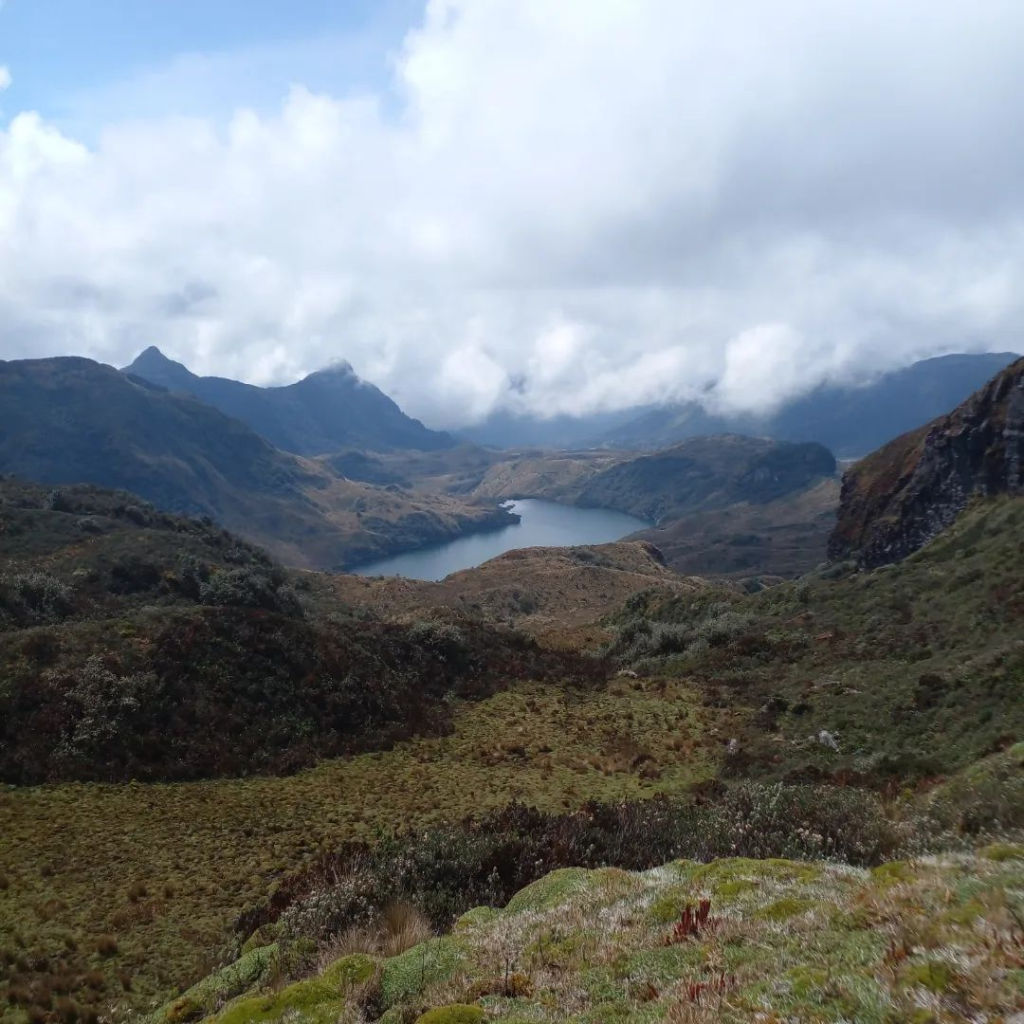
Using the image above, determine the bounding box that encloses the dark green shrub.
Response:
[250,785,901,951]
[0,571,75,627]
[199,567,302,616]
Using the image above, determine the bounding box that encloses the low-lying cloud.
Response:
[1,0,1022,427]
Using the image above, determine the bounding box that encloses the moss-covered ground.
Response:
[147,850,1024,1023]
[0,679,714,1019]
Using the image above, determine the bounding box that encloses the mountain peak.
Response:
[124,349,453,454]
[122,346,196,384]
[303,360,357,383]
[129,345,173,367]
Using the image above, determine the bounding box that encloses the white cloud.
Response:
[0,66,10,92]
[1,0,1023,427]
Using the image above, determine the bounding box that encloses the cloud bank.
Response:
[1,0,1023,426]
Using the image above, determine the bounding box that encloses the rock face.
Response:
[830,356,1024,567]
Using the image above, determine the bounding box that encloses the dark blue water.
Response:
[350,498,649,581]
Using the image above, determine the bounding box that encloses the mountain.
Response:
[7,372,1024,1021]
[123,346,454,454]
[457,407,653,449]
[572,435,836,523]
[633,476,841,583]
[0,357,512,569]
[472,435,836,524]
[596,352,1021,456]
[830,355,1024,567]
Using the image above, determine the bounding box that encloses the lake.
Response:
[350,498,649,581]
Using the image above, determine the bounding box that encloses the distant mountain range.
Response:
[123,346,454,454]
[0,356,511,568]
[457,407,649,450]
[596,353,1021,457]
[460,353,1020,456]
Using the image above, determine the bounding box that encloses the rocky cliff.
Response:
[830,356,1024,566]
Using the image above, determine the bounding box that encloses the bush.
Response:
[247,784,902,955]
[199,567,302,617]
[0,571,75,627]
[407,622,469,664]
[609,602,755,665]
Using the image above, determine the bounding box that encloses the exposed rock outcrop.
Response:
[829,356,1024,567]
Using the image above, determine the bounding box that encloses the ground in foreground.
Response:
[154,848,1024,1023]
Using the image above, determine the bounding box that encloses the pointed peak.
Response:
[132,345,173,365]
[125,346,178,371]
[122,346,197,386]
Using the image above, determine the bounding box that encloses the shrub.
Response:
[408,622,469,664]
[0,571,75,627]
[248,785,901,955]
[199,566,301,616]
[46,489,73,512]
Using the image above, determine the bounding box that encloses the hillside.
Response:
[633,476,840,583]
[611,496,1024,782]
[4,369,1024,1023]
[124,347,453,454]
[472,436,835,525]
[0,358,513,569]
[0,478,585,784]
[4,489,1024,1018]
[599,352,1020,457]
[830,355,1024,567]
[331,540,706,645]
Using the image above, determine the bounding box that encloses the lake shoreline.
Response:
[348,498,650,581]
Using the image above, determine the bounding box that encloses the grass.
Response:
[609,496,1024,783]
[0,679,713,1019]
[150,851,1024,1023]
[5,487,1024,1021]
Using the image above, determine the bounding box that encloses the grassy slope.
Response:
[611,496,1024,782]
[0,480,584,785]
[0,680,715,1018]
[156,847,1024,1023]
[5,493,1024,1020]
[329,541,706,647]
[632,477,840,583]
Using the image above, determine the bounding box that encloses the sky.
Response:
[0,0,1022,428]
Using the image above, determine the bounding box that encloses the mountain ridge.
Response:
[597,352,1022,456]
[123,346,454,455]
[830,355,1024,567]
[0,356,511,570]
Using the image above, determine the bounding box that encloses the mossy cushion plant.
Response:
[164,851,1023,1023]
[415,1006,485,1024]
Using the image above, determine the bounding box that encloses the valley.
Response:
[5,9,1024,1022]
[2,353,1024,1024]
